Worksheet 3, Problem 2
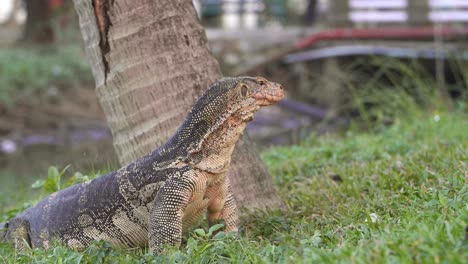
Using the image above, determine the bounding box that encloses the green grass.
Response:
[1,110,466,263]
[343,57,468,126]
[0,46,93,104]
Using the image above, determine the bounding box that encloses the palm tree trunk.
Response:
[73,0,284,210]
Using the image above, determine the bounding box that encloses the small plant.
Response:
[31,165,70,195]
[193,223,226,240]
[31,165,102,197]
[0,166,102,222]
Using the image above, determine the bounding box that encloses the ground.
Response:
[1,109,466,263]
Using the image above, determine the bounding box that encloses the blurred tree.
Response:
[50,0,75,29]
[73,0,284,210]
[23,0,54,43]
[22,0,77,44]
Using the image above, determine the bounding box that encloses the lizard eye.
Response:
[241,84,249,97]
[258,80,265,86]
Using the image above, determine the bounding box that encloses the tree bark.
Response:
[23,0,54,43]
[73,0,284,210]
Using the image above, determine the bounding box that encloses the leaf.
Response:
[66,254,83,264]
[31,179,45,189]
[185,237,198,254]
[212,232,227,240]
[194,229,206,237]
[65,172,90,188]
[48,166,60,180]
[59,165,71,177]
[199,243,212,253]
[44,165,71,193]
[48,166,61,193]
[43,177,58,194]
[207,223,225,237]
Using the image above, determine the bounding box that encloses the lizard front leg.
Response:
[206,176,239,232]
[148,169,196,254]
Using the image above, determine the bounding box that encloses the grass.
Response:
[0,108,466,263]
[0,46,93,104]
[262,111,467,263]
[340,57,468,126]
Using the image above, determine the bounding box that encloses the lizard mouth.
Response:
[253,88,285,106]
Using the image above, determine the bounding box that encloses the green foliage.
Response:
[344,57,468,126]
[31,165,99,197]
[1,112,467,263]
[261,111,467,263]
[0,46,93,104]
[31,165,70,195]
[0,166,102,223]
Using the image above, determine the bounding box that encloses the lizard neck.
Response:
[151,81,235,168]
[186,114,248,174]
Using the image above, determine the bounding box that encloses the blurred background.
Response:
[0,0,467,201]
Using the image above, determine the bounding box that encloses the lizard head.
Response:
[182,76,284,171]
[161,76,284,169]
[185,76,285,127]
[227,76,285,122]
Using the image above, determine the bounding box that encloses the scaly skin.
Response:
[0,77,284,254]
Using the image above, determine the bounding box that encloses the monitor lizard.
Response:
[0,76,284,254]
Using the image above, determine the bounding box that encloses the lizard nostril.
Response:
[279,85,284,90]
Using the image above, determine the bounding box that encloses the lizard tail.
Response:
[0,221,7,242]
